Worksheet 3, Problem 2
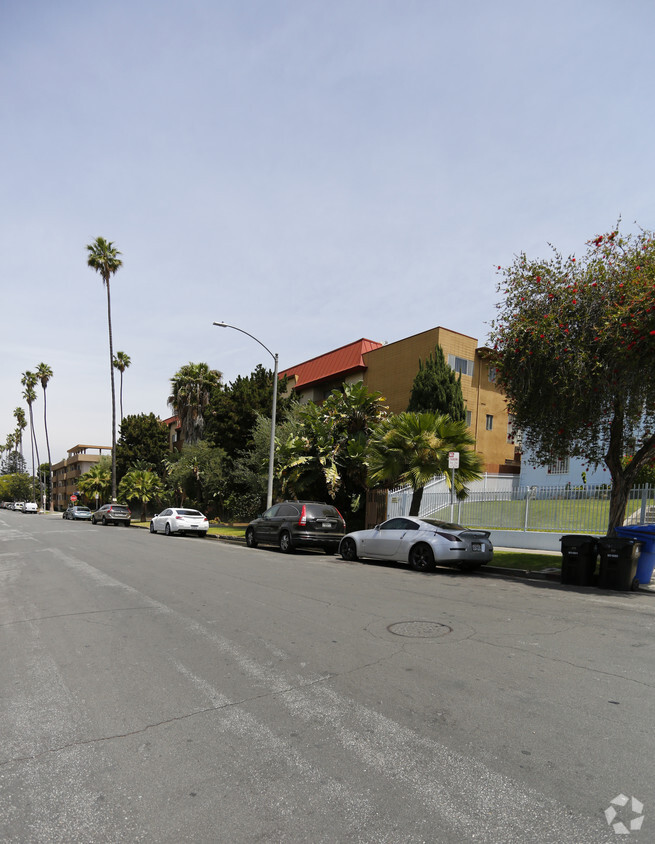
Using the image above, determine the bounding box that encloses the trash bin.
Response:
[597,537,642,591]
[615,525,655,587]
[560,535,598,586]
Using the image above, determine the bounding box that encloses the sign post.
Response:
[448,452,459,522]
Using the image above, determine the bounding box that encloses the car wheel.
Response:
[279,530,294,553]
[408,543,436,572]
[91,516,96,524]
[62,513,66,519]
[340,538,359,562]
[149,522,155,533]
[165,523,172,536]
[245,528,258,548]
[102,516,107,526]
[631,577,640,591]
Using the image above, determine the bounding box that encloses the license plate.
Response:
[322,522,332,528]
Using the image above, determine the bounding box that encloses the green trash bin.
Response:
[597,537,642,591]
[560,535,598,586]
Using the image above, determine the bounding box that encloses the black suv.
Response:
[246,501,345,554]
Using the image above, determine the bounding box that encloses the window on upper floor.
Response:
[465,410,472,427]
[488,365,497,382]
[486,414,493,431]
[447,354,474,377]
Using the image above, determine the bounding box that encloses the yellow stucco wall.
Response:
[362,327,518,472]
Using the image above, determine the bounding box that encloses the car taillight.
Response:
[436,531,463,542]
[203,517,208,522]
[298,505,307,526]
[175,516,183,520]
[335,507,345,525]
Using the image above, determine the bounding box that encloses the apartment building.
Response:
[51,444,111,510]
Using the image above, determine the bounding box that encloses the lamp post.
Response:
[212,321,278,510]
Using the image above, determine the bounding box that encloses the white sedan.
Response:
[339,516,493,572]
[150,508,209,537]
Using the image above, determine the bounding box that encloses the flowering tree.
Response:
[489,224,655,533]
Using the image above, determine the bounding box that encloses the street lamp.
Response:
[212,321,278,510]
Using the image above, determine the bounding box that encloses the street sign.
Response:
[448,452,460,469]
[70,494,77,502]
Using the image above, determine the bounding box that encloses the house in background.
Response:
[163,415,183,452]
[52,444,111,510]
[280,325,519,475]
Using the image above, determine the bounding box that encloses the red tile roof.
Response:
[279,338,383,389]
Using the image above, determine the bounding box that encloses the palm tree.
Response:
[87,237,123,502]
[35,363,54,511]
[112,351,131,423]
[168,362,222,446]
[12,406,26,459]
[22,378,41,503]
[78,462,112,508]
[367,412,484,516]
[118,468,162,521]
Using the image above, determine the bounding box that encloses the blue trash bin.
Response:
[615,525,655,586]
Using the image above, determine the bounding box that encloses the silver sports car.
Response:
[339,516,493,572]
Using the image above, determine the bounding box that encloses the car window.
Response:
[277,504,298,517]
[162,509,172,516]
[263,505,281,518]
[400,519,420,530]
[379,518,407,531]
[305,504,340,519]
[178,510,202,516]
[422,519,463,530]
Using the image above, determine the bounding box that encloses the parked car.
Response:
[13,502,25,512]
[150,508,209,537]
[63,505,93,521]
[339,516,493,572]
[246,501,346,554]
[22,502,38,513]
[91,504,131,526]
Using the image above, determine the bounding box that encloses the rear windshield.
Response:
[305,504,341,519]
[111,506,130,513]
[422,519,464,530]
[178,510,203,517]
[76,507,91,512]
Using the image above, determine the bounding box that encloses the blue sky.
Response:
[2,0,654,467]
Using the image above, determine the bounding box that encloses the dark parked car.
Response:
[92,504,131,526]
[63,505,93,521]
[246,501,346,554]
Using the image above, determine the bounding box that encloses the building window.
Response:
[485,414,493,431]
[488,365,497,382]
[548,457,570,474]
[465,410,472,427]
[447,354,474,377]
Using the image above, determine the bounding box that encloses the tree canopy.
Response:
[489,223,655,532]
[367,412,483,516]
[115,413,169,481]
[407,345,465,421]
[168,362,222,445]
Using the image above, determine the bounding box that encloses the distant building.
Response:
[162,415,183,452]
[51,444,111,510]
[279,326,520,474]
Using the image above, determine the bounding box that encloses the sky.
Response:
[2,0,655,469]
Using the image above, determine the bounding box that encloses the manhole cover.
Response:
[387,621,453,639]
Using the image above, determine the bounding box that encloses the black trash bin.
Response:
[560,535,598,586]
[597,537,643,591]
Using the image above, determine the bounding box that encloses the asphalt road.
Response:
[1,511,654,843]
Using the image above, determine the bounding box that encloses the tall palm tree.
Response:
[35,362,54,511]
[87,237,123,502]
[168,362,222,446]
[12,406,27,459]
[21,372,41,502]
[367,412,483,516]
[112,351,131,423]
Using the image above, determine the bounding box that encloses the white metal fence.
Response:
[386,479,655,533]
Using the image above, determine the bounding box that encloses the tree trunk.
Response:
[43,390,54,511]
[409,487,423,517]
[106,279,118,502]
